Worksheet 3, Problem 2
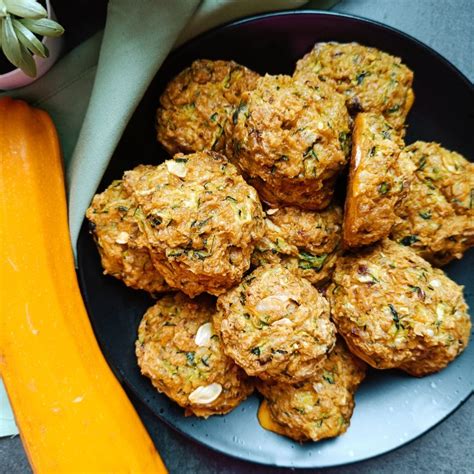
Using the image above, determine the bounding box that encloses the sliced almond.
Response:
[166,160,187,178]
[195,322,213,347]
[265,220,282,233]
[272,317,292,327]
[313,382,324,393]
[188,383,222,405]
[256,294,291,313]
[266,208,279,216]
[115,231,130,244]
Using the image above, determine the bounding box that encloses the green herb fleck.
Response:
[417,156,427,170]
[389,304,403,330]
[298,251,328,271]
[356,71,369,85]
[400,235,419,246]
[186,352,195,366]
[378,182,390,195]
[323,371,335,384]
[191,217,211,228]
[148,215,162,227]
[192,250,210,260]
[419,211,431,220]
[201,355,210,367]
[387,104,401,113]
[303,146,318,160]
[232,103,247,125]
[339,131,350,155]
[250,347,261,356]
[210,112,218,122]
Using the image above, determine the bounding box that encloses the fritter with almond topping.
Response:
[123,151,265,297]
[136,293,253,418]
[215,264,336,383]
[86,180,170,293]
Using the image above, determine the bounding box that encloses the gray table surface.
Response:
[1,0,472,472]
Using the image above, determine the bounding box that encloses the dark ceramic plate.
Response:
[77,11,474,468]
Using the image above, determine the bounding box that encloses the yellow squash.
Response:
[0,97,167,473]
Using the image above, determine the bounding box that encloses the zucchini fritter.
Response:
[215,264,336,383]
[86,180,170,293]
[328,239,471,376]
[230,74,351,210]
[391,141,474,265]
[257,339,366,442]
[252,204,343,286]
[294,42,414,132]
[156,59,259,155]
[343,113,414,248]
[136,293,254,417]
[123,152,264,297]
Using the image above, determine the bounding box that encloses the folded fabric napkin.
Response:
[0,0,338,438]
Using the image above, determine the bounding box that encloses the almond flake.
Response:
[188,383,222,405]
[195,322,213,347]
[266,208,279,216]
[115,231,130,244]
[166,160,187,177]
[256,294,291,313]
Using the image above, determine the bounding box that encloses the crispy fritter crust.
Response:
[343,113,414,248]
[252,204,343,286]
[123,152,264,297]
[156,59,259,155]
[230,74,351,209]
[257,339,366,442]
[136,293,254,417]
[86,180,170,293]
[215,264,336,383]
[391,142,474,265]
[294,42,414,132]
[328,239,471,376]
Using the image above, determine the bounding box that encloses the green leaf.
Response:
[2,14,36,76]
[298,251,328,271]
[19,17,64,37]
[4,0,47,19]
[12,18,47,57]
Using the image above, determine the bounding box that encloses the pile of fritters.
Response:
[87,42,473,443]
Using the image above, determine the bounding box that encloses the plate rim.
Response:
[77,9,474,469]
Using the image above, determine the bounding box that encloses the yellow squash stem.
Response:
[0,97,167,473]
